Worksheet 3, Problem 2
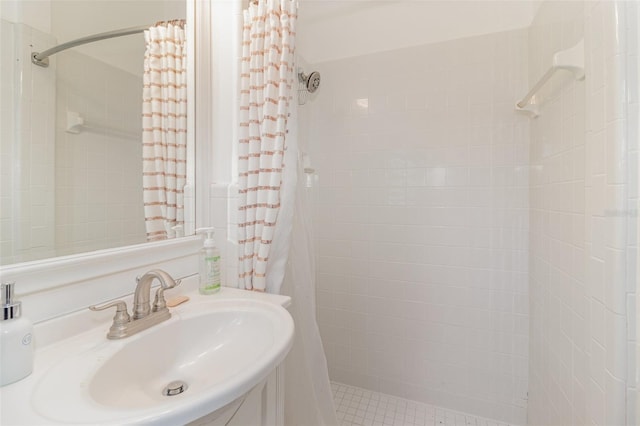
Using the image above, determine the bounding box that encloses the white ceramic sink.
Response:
[89,306,280,410]
[21,295,294,425]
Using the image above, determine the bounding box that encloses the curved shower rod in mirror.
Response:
[31,20,187,68]
[32,25,150,67]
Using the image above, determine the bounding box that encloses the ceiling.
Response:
[297,0,541,63]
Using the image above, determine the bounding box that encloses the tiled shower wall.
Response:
[527,3,588,424]
[0,21,146,263]
[0,20,56,265]
[528,1,638,425]
[623,2,639,421]
[54,51,146,256]
[307,29,530,424]
[629,1,640,421]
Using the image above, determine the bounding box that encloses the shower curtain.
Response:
[142,20,187,241]
[237,1,338,424]
[281,104,339,426]
[237,0,296,292]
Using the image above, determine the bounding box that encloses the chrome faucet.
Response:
[89,269,181,339]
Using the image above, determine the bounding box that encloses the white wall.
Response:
[308,28,530,424]
[0,20,56,265]
[625,4,640,423]
[527,3,587,424]
[54,51,147,256]
[50,0,185,77]
[206,0,244,290]
[0,0,51,34]
[630,3,640,424]
[298,0,539,63]
[527,1,638,425]
[0,19,18,264]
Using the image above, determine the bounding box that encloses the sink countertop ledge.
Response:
[0,276,293,426]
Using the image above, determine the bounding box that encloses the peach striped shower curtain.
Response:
[142,21,187,241]
[238,0,297,292]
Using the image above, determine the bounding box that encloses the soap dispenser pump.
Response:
[0,282,34,386]
[196,228,222,294]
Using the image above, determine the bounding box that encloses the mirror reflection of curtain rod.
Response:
[31,25,151,68]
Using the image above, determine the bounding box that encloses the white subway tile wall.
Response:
[527,3,587,424]
[627,2,640,425]
[209,182,239,289]
[585,2,636,424]
[55,51,146,256]
[0,19,18,263]
[0,21,56,264]
[527,1,638,425]
[307,29,530,424]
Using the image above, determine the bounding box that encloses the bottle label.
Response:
[200,251,222,294]
[22,333,32,345]
[202,256,221,281]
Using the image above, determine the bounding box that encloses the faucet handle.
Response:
[89,300,131,326]
[152,275,183,312]
[153,288,168,311]
[152,278,181,311]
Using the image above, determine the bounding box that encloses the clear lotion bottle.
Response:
[0,282,34,386]
[197,228,222,294]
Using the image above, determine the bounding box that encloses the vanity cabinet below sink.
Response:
[188,369,282,426]
[0,282,294,426]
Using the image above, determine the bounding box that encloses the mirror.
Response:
[0,0,193,267]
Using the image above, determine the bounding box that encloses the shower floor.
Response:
[331,382,514,426]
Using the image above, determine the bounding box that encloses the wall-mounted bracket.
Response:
[66,111,84,134]
[515,39,584,118]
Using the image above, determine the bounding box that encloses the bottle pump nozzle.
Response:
[1,282,21,321]
[196,227,216,248]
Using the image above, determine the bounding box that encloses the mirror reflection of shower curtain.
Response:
[142,20,187,241]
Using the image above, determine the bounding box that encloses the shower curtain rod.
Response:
[31,25,150,68]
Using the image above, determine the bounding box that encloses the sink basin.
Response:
[30,298,294,425]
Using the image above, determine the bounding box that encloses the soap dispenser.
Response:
[196,228,222,294]
[0,282,34,386]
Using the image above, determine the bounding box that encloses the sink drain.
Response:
[162,380,188,396]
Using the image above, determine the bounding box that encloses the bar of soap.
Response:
[167,295,190,307]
